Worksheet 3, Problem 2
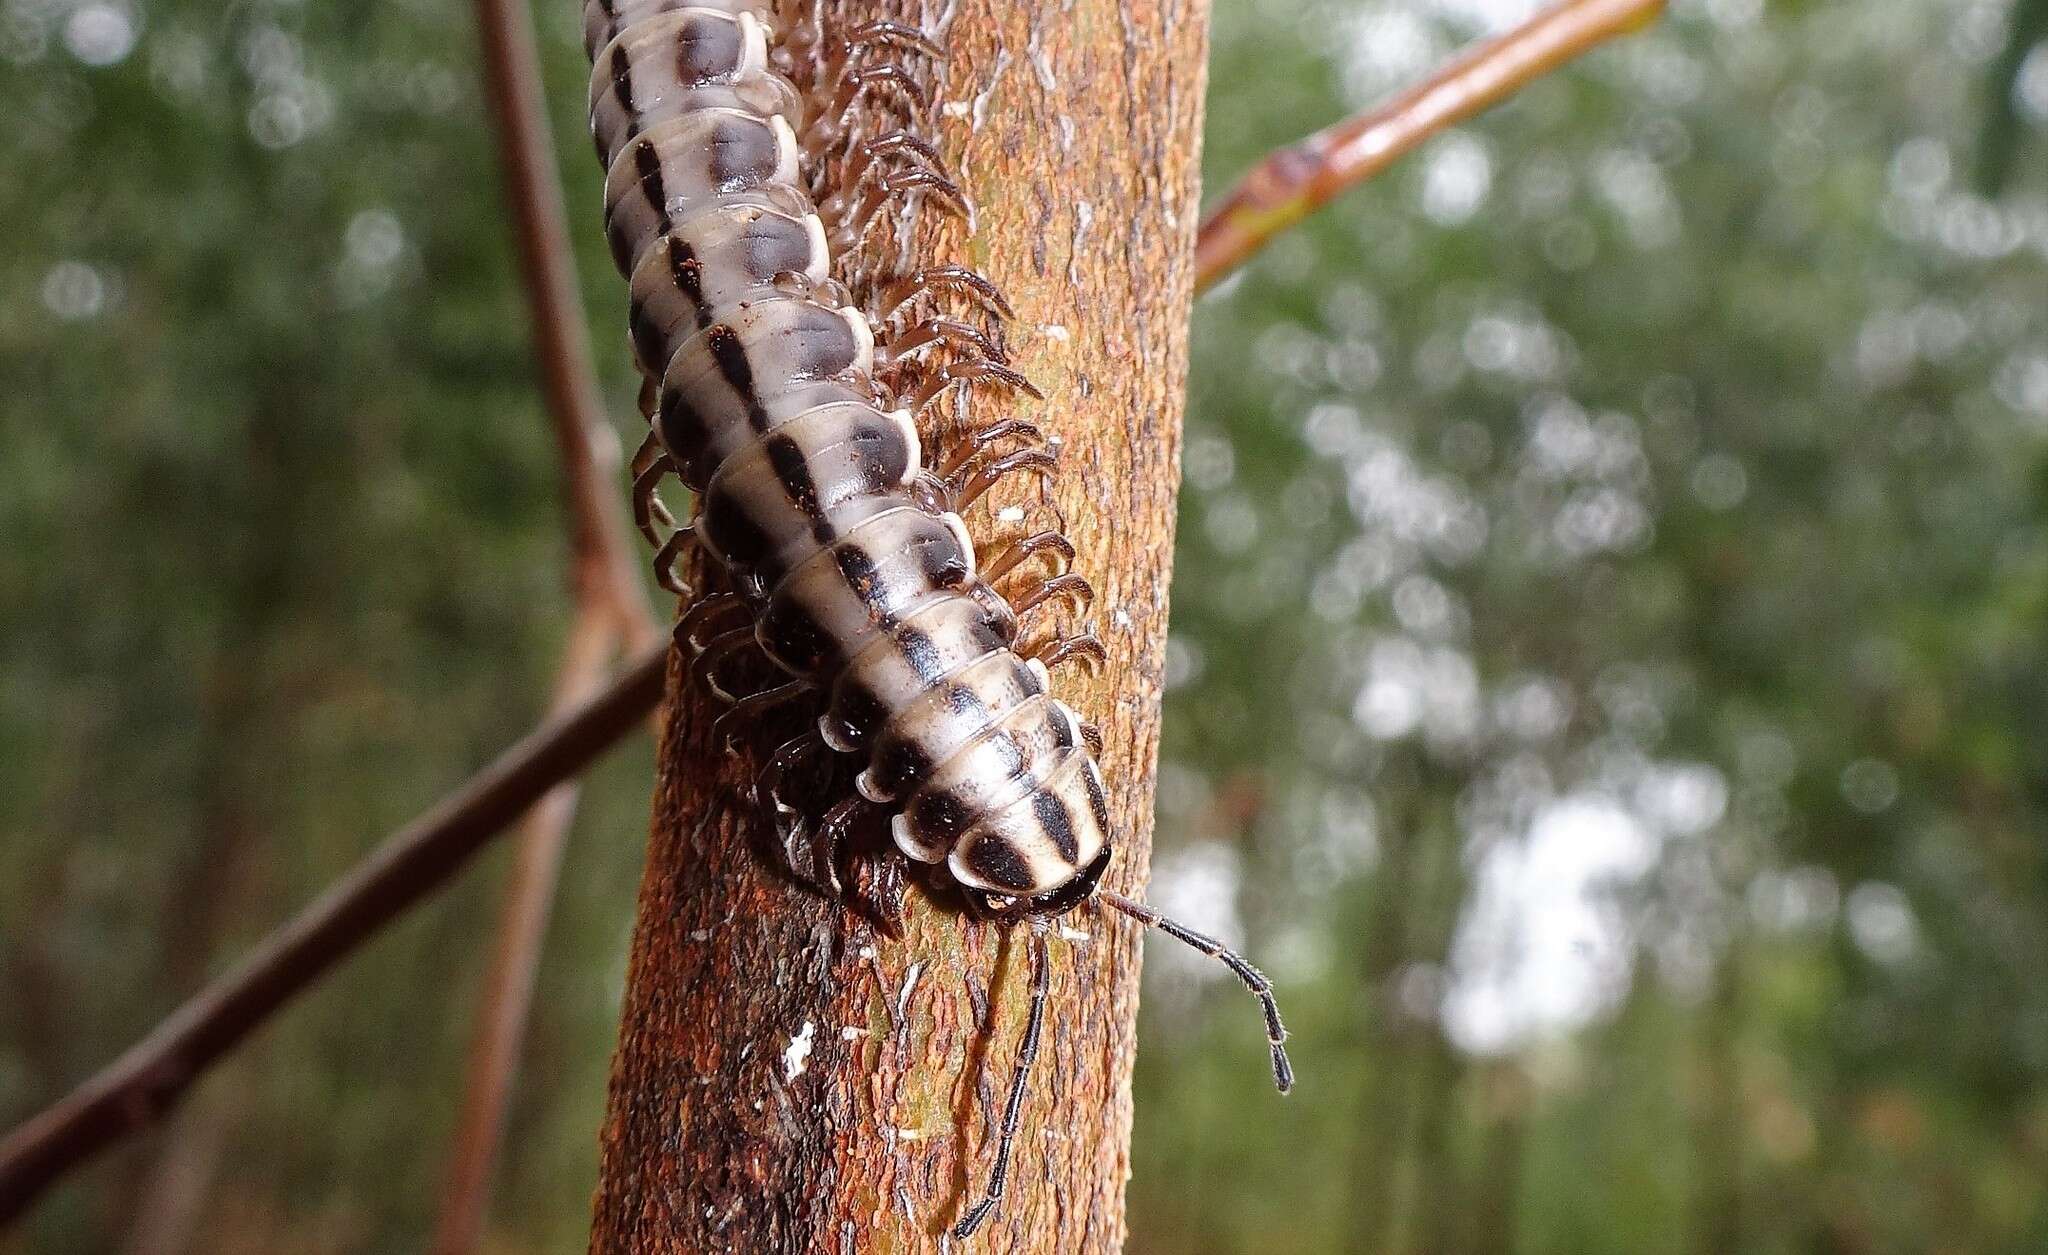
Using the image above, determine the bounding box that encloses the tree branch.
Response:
[585,0,1209,1246]
[476,0,654,644]
[7,0,669,1229]
[424,0,660,1246]
[1194,0,1665,292]
[0,641,669,1226]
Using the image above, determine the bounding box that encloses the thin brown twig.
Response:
[0,0,1665,1230]
[1194,0,1665,292]
[476,0,654,647]
[425,0,662,1246]
[0,641,668,1226]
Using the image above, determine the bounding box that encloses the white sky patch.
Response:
[1352,636,1481,749]
[2018,43,2048,124]
[64,2,138,66]
[1148,841,1244,982]
[1847,882,1918,965]
[1442,794,1659,1056]
[1421,133,1493,226]
[782,1020,816,1081]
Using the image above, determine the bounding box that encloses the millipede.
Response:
[579,0,1291,1237]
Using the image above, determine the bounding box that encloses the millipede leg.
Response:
[710,678,810,748]
[834,131,952,196]
[690,625,762,703]
[810,795,873,898]
[653,529,696,597]
[954,927,1051,1240]
[948,447,1061,511]
[631,432,677,547]
[802,66,937,169]
[843,19,944,60]
[981,530,1075,584]
[937,419,1045,477]
[673,591,746,653]
[827,62,929,119]
[1031,631,1107,675]
[830,176,973,257]
[771,1,828,72]
[908,359,1042,417]
[849,850,909,939]
[815,133,966,239]
[754,731,824,812]
[808,22,942,116]
[755,730,832,882]
[833,180,970,261]
[1012,572,1095,619]
[884,315,1004,366]
[881,264,1015,323]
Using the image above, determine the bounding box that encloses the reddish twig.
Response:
[426,0,664,1246]
[0,642,669,1225]
[476,0,654,646]
[1194,0,1665,291]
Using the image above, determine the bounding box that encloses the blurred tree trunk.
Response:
[586,0,1211,1250]
[1462,1064,1527,1255]
[1403,820,1473,1255]
[122,386,308,1255]
[1345,760,1443,1255]
[1691,952,1744,1255]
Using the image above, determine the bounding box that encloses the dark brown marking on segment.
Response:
[762,432,833,544]
[1083,762,1112,832]
[698,482,774,570]
[654,386,709,481]
[962,834,1035,893]
[915,525,972,588]
[912,790,971,848]
[744,213,815,281]
[676,12,744,85]
[757,589,834,677]
[824,676,889,751]
[892,623,942,681]
[670,236,708,329]
[1032,791,1079,862]
[850,416,913,487]
[779,303,865,381]
[706,114,777,188]
[704,324,771,428]
[629,299,662,373]
[945,681,988,720]
[610,41,635,109]
[872,736,935,799]
[832,537,885,606]
[602,41,635,160]
[633,139,670,237]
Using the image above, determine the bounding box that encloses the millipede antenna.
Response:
[1098,888,1295,1094]
[953,926,1052,1240]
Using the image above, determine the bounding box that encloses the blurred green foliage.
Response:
[3,0,2046,1252]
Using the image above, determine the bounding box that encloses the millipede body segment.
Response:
[579,0,1291,1238]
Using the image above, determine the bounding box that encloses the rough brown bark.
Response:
[586,0,1211,1250]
